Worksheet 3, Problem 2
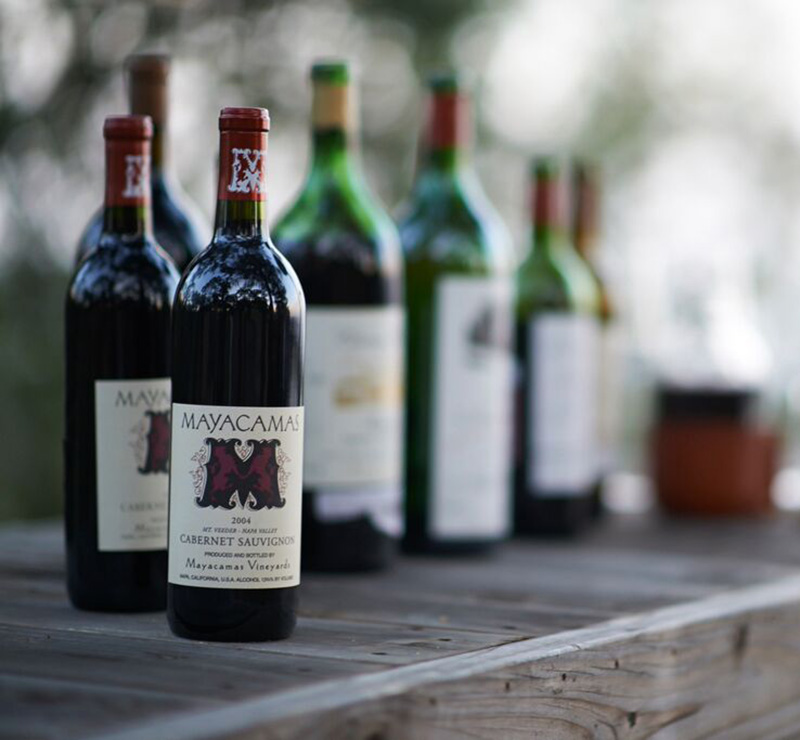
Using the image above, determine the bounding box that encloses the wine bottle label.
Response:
[303,306,404,535]
[430,277,513,539]
[526,313,599,496]
[167,404,303,590]
[106,139,150,207]
[598,321,624,475]
[313,484,402,537]
[94,378,171,552]
[218,131,268,202]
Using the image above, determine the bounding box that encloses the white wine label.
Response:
[304,306,404,488]
[95,378,171,552]
[598,321,624,474]
[313,484,403,537]
[430,277,513,539]
[304,306,404,536]
[168,404,303,590]
[527,313,599,496]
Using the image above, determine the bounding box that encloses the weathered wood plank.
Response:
[93,574,800,740]
[0,675,204,740]
[0,570,620,642]
[706,700,800,740]
[4,523,792,624]
[0,623,384,702]
[3,520,800,740]
[583,512,800,565]
[0,600,520,667]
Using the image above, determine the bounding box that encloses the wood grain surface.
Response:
[3,514,800,740]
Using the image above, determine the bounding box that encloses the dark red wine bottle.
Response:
[75,54,207,271]
[167,108,305,642]
[65,115,179,612]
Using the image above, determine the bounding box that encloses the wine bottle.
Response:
[272,62,404,572]
[65,115,179,612]
[572,161,616,520]
[515,158,600,536]
[399,75,514,554]
[75,54,207,271]
[168,107,305,642]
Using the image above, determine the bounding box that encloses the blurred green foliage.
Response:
[0,253,68,520]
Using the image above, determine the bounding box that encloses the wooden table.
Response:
[3,515,800,740]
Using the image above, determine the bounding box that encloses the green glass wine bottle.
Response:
[272,61,404,572]
[399,74,514,554]
[572,161,617,520]
[76,54,207,271]
[515,158,600,536]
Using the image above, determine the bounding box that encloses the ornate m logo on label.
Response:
[227,148,266,194]
[192,438,287,510]
[131,410,170,475]
[122,155,148,198]
[139,411,170,474]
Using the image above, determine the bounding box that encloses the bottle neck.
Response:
[129,75,169,175]
[103,138,152,238]
[420,91,470,178]
[572,175,598,258]
[150,123,167,176]
[309,81,357,182]
[213,129,269,240]
[531,175,565,255]
[310,129,354,180]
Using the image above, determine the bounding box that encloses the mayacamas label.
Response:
[95,378,171,552]
[168,403,303,589]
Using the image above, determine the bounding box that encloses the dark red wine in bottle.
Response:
[167,108,305,642]
[65,115,179,612]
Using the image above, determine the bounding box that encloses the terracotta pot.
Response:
[652,386,777,517]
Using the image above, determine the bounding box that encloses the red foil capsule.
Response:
[427,90,468,152]
[103,115,152,208]
[217,107,270,202]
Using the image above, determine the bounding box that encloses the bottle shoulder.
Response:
[176,238,305,314]
[273,177,401,284]
[517,243,599,315]
[516,252,571,313]
[400,166,513,252]
[67,235,179,308]
[578,253,614,320]
[151,176,209,262]
[74,209,104,265]
[75,180,209,272]
[399,187,508,274]
[559,248,601,313]
[275,174,398,248]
